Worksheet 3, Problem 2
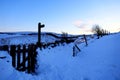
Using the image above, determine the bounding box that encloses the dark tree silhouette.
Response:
[92,25,102,39]
[92,25,110,38]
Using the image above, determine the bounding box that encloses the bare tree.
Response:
[92,25,102,39]
[61,32,68,38]
[61,32,68,41]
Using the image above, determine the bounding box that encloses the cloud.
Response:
[73,20,94,28]
[73,20,87,28]
[73,20,83,27]
[73,20,94,34]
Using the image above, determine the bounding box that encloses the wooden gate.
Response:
[10,44,38,73]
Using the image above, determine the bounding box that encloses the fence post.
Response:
[31,45,34,73]
[37,22,45,49]
[31,44,36,73]
[73,44,81,57]
[17,45,21,70]
[73,46,75,57]
[10,45,16,68]
[83,35,88,46]
[22,45,26,71]
[27,45,32,73]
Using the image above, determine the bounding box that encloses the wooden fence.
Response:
[0,39,74,72]
[9,44,37,73]
[73,35,88,57]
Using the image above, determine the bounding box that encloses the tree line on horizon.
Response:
[61,24,110,39]
[92,24,110,39]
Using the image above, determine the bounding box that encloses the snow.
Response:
[0,32,60,45]
[0,32,120,80]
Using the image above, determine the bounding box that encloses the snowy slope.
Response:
[37,33,120,80]
[0,33,120,80]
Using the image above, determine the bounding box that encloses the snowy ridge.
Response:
[0,32,80,45]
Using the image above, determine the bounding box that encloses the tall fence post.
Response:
[37,22,45,49]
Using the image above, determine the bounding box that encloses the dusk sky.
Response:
[0,0,120,34]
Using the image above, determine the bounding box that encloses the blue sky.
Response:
[0,0,120,34]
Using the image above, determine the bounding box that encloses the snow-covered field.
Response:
[0,32,120,80]
[0,32,61,45]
